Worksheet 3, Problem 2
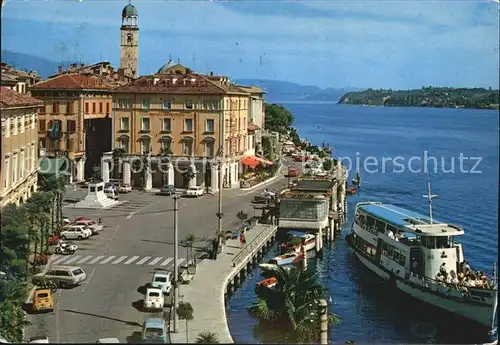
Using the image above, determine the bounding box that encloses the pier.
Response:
[170,223,278,343]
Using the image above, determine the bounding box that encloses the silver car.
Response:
[32,266,87,288]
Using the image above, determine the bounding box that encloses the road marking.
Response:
[136,256,152,265]
[89,255,105,264]
[102,225,121,255]
[124,256,140,264]
[77,255,94,264]
[51,255,69,265]
[81,268,96,293]
[64,255,82,264]
[160,258,173,266]
[99,256,116,264]
[112,256,128,264]
[126,200,162,219]
[148,257,163,266]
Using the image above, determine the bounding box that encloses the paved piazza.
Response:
[25,174,289,343]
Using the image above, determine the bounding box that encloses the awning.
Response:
[241,155,273,167]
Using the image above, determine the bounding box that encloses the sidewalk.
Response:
[169,223,276,344]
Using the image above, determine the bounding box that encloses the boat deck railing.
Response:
[231,224,276,267]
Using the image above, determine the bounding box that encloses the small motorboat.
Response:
[288,232,316,252]
[346,187,357,195]
[269,252,303,266]
[255,277,278,296]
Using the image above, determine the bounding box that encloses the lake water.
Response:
[226,104,499,343]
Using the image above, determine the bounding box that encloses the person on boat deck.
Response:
[280,241,287,254]
[439,263,448,277]
[388,230,395,239]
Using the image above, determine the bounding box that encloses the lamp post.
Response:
[172,194,180,333]
[216,109,225,253]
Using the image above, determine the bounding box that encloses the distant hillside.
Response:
[234,79,355,103]
[1,50,77,78]
[338,87,500,110]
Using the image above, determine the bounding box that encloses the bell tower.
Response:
[120,1,139,78]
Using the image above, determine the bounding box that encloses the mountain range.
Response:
[1,50,360,102]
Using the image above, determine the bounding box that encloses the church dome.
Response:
[122,3,138,17]
[157,59,176,74]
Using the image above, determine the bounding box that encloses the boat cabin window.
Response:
[353,235,376,258]
[393,249,400,262]
[382,242,388,255]
[375,220,386,233]
[421,236,436,249]
[436,236,453,249]
[383,243,407,267]
[386,225,397,235]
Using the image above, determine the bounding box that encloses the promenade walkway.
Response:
[170,223,277,343]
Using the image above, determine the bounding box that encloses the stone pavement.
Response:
[170,223,277,344]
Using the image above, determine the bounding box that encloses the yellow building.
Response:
[29,73,117,181]
[106,61,262,190]
[0,86,43,208]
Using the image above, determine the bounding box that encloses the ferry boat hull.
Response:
[347,232,498,330]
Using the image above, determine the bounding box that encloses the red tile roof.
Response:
[0,86,44,108]
[114,73,229,94]
[30,74,114,90]
[247,122,260,131]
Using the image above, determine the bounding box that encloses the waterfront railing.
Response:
[231,224,276,267]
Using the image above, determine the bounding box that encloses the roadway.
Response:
[25,168,290,343]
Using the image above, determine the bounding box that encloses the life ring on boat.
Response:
[410,322,437,339]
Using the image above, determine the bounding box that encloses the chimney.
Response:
[58,65,63,74]
[69,63,77,73]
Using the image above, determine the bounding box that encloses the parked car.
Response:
[150,271,172,295]
[142,318,168,343]
[117,184,132,193]
[32,266,87,288]
[71,219,103,235]
[96,338,120,343]
[104,183,117,192]
[104,188,119,200]
[157,185,176,196]
[184,186,204,197]
[60,225,92,240]
[32,288,54,313]
[143,287,164,311]
[29,336,49,344]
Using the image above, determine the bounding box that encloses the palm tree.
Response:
[195,331,219,344]
[182,166,196,188]
[158,147,172,186]
[132,156,149,190]
[176,301,194,342]
[248,265,341,343]
[112,148,126,180]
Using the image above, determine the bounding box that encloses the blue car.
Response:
[142,317,168,343]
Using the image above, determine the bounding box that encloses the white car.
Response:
[150,271,172,295]
[104,189,119,200]
[185,186,204,197]
[29,336,49,343]
[60,225,92,240]
[71,220,103,235]
[117,184,132,193]
[96,338,120,343]
[143,287,164,310]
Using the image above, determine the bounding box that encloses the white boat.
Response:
[288,232,316,252]
[268,252,303,266]
[346,185,498,330]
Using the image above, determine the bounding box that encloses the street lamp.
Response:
[172,194,180,333]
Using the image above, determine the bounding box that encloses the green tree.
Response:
[132,156,149,190]
[195,331,219,344]
[236,210,248,223]
[176,301,194,342]
[0,299,30,342]
[158,147,173,186]
[323,159,333,172]
[182,166,196,188]
[112,148,127,180]
[0,204,30,278]
[249,265,341,343]
[264,104,294,133]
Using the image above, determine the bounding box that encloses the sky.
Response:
[1,0,499,89]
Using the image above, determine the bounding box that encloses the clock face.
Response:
[39,148,46,157]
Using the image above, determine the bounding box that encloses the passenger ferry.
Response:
[346,200,498,330]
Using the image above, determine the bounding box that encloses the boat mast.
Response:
[422,175,438,224]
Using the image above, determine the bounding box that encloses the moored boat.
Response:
[255,277,278,297]
[269,252,303,266]
[287,231,316,252]
[346,187,357,195]
[346,187,498,330]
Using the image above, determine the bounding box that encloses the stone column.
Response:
[145,160,153,190]
[301,244,308,269]
[167,162,174,186]
[329,218,335,241]
[318,228,323,250]
[76,159,85,182]
[102,160,110,183]
[315,234,321,254]
[188,163,197,188]
[123,161,131,185]
[211,163,219,193]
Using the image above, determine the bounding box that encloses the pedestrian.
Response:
[240,231,246,248]
[280,241,287,254]
[212,238,219,260]
[98,217,103,225]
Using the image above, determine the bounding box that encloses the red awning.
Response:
[241,156,274,167]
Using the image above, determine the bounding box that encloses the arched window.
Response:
[127,34,133,44]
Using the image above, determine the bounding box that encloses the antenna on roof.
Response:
[422,172,438,224]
